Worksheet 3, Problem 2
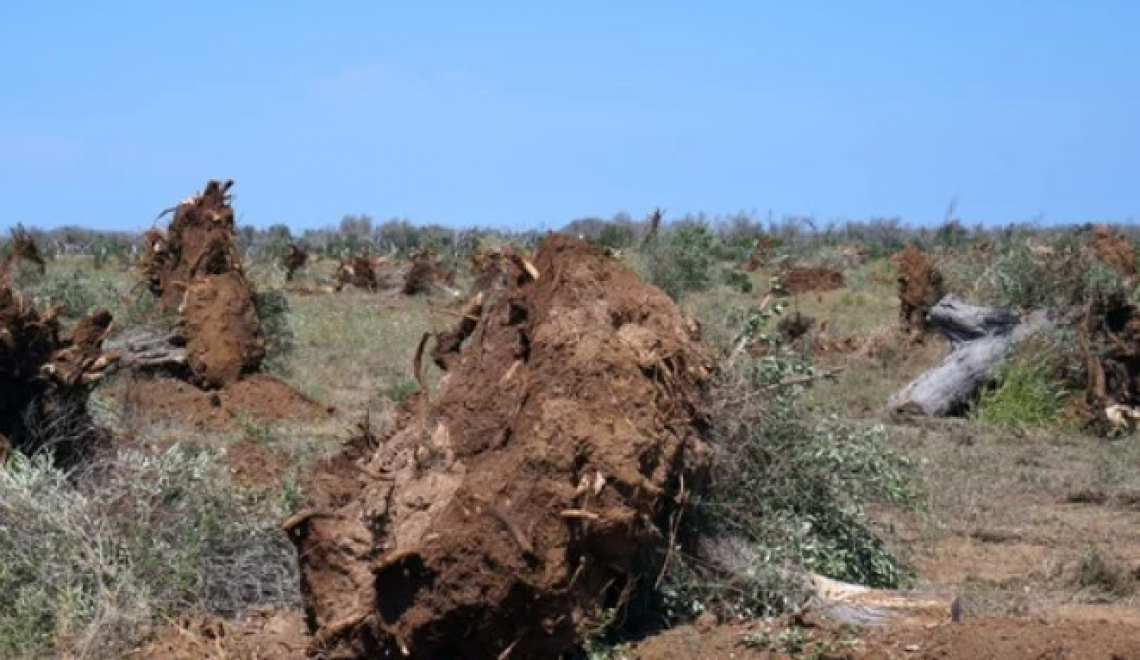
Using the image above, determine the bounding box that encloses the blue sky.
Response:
[1,2,1137,231]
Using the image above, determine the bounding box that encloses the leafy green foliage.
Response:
[655,305,915,623]
[975,235,1125,310]
[16,268,154,328]
[971,354,1068,430]
[253,289,295,373]
[645,222,715,301]
[720,267,753,293]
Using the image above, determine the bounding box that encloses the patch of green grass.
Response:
[971,356,1068,431]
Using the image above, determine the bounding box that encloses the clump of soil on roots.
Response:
[122,181,328,428]
[288,234,713,659]
[891,244,944,334]
[402,248,456,296]
[0,280,117,464]
[1089,224,1137,278]
[142,179,264,388]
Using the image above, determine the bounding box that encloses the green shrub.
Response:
[720,268,753,293]
[976,235,1124,311]
[253,289,296,373]
[644,222,715,301]
[1072,544,1135,598]
[659,306,915,621]
[16,269,155,329]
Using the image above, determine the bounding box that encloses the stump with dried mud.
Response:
[289,235,712,659]
[139,180,264,388]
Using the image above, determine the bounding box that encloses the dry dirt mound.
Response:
[141,180,264,387]
[629,616,1140,659]
[890,244,944,333]
[119,374,332,430]
[288,234,712,659]
[777,266,846,294]
[182,272,264,388]
[1089,224,1137,278]
[139,610,307,660]
[0,282,116,463]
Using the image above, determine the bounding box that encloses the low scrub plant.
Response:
[0,445,296,658]
[643,221,715,301]
[658,305,916,621]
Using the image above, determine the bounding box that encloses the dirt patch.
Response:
[867,618,1140,659]
[288,234,712,659]
[226,435,289,490]
[1089,224,1137,278]
[141,180,264,387]
[629,616,1140,659]
[0,281,116,463]
[118,374,332,430]
[890,244,944,333]
[138,610,307,660]
[777,267,846,295]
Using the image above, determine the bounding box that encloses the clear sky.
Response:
[1,2,1137,232]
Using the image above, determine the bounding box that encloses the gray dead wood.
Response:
[105,329,187,371]
[888,295,1052,416]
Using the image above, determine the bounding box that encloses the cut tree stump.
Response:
[888,295,1052,416]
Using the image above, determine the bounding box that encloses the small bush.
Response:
[1072,545,1135,598]
[976,235,1125,311]
[254,289,296,373]
[644,222,715,301]
[16,269,154,329]
[660,306,915,621]
[0,445,296,658]
[720,268,753,293]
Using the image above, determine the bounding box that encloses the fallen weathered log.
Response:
[105,329,187,371]
[888,295,1052,416]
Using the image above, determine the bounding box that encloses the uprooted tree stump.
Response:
[402,248,457,297]
[139,180,264,388]
[890,244,944,334]
[888,295,1052,416]
[0,282,117,464]
[1,225,47,278]
[1077,292,1140,432]
[281,242,310,282]
[288,234,712,659]
[1089,225,1137,278]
